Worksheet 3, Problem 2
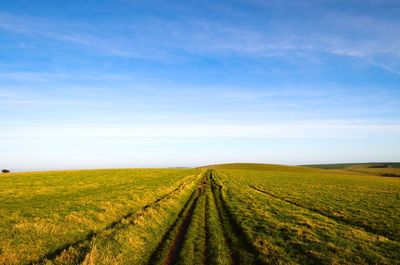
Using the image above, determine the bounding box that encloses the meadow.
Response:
[0,168,202,264]
[0,164,399,264]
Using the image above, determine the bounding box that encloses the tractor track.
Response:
[163,194,199,265]
[210,171,265,265]
[249,185,396,241]
[149,170,264,265]
[31,170,268,265]
[204,193,212,265]
[148,179,204,265]
[28,176,197,265]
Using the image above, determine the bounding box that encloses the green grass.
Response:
[302,162,400,169]
[177,187,207,265]
[0,168,202,264]
[205,182,231,265]
[211,165,400,264]
[301,162,400,177]
[1,164,399,264]
[342,164,400,177]
[202,163,325,173]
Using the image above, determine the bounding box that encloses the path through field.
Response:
[148,170,263,265]
[25,169,263,265]
[29,176,197,265]
[1,165,399,265]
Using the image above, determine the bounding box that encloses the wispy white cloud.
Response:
[0,71,139,82]
[1,7,399,65]
[0,12,167,59]
[1,120,399,143]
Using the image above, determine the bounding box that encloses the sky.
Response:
[1,0,400,171]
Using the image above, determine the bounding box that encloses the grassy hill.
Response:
[302,162,400,177]
[200,162,324,173]
[1,164,399,264]
[302,162,400,169]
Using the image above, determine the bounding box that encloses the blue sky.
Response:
[1,0,399,171]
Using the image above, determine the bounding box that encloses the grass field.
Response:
[0,168,203,264]
[302,162,400,169]
[302,162,400,177]
[1,164,399,264]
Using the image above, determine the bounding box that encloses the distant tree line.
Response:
[368,164,389,168]
[2,169,10,173]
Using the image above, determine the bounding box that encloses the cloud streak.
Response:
[1,121,399,143]
[1,4,399,67]
[0,1,399,169]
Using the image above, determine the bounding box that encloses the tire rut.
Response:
[204,192,211,265]
[249,185,395,241]
[148,178,206,265]
[163,194,200,265]
[210,171,265,265]
[29,177,195,265]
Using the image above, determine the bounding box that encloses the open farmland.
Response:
[0,164,399,264]
[209,164,400,264]
[0,168,203,264]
